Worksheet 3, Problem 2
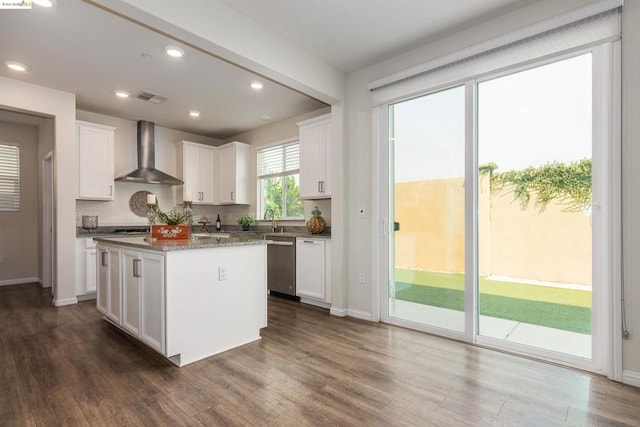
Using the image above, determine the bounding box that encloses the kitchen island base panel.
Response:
[165,245,267,367]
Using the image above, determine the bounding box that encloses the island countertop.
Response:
[93,235,269,252]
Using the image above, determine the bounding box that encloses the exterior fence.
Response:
[394,176,592,286]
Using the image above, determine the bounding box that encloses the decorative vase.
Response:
[306,206,326,234]
[151,224,191,240]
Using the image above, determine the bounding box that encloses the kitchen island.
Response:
[93,235,268,367]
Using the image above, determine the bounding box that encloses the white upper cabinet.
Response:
[298,114,331,199]
[216,141,250,205]
[77,120,115,200]
[176,141,216,205]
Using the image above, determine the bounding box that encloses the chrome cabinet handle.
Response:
[109,185,113,196]
[133,259,141,278]
[231,191,234,201]
[101,251,108,267]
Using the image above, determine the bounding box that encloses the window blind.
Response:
[258,142,300,178]
[369,0,622,105]
[0,143,20,211]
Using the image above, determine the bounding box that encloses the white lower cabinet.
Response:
[121,249,165,353]
[296,238,331,307]
[75,238,97,297]
[97,244,164,354]
[96,244,121,324]
[95,241,267,367]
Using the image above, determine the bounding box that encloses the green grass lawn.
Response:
[394,269,592,334]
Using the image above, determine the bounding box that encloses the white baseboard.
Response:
[300,297,331,309]
[0,277,39,286]
[53,297,78,307]
[346,309,373,321]
[330,307,347,317]
[623,370,640,388]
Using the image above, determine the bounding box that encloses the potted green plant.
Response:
[237,215,255,231]
[152,208,192,239]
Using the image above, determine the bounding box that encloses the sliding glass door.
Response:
[383,48,615,372]
[476,54,593,358]
[388,86,465,334]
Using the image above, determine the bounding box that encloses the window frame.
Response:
[256,138,303,220]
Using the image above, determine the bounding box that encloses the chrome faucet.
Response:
[264,208,278,232]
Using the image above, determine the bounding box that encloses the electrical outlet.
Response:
[0,255,4,263]
[359,272,365,284]
[218,266,227,281]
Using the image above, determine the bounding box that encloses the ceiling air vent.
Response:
[135,91,168,104]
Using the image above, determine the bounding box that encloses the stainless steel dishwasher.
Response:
[266,235,297,298]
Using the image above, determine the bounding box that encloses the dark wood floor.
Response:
[2,284,640,426]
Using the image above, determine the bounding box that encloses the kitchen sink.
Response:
[191,233,231,239]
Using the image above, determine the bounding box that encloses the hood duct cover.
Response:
[115,121,183,185]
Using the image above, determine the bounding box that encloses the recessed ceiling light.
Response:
[189,110,200,118]
[250,81,263,90]
[114,90,130,98]
[33,0,54,7]
[5,61,27,72]
[165,46,184,58]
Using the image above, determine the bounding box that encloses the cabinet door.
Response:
[199,147,216,204]
[77,122,115,200]
[299,119,331,199]
[217,144,235,204]
[96,246,108,315]
[85,249,97,293]
[121,250,141,336]
[139,252,165,353]
[106,246,121,323]
[183,144,201,202]
[296,239,326,299]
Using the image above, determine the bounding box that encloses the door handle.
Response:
[231,191,234,201]
[133,259,141,278]
[101,251,108,267]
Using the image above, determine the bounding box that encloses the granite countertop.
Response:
[78,226,331,240]
[92,235,269,252]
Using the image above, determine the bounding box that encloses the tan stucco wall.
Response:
[395,177,591,286]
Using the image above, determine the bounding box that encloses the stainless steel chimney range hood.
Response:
[115,120,183,185]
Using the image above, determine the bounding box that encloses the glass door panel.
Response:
[477,54,593,358]
[389,86,465,333]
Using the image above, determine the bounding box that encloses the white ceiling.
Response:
[0,0,537,138]
[218,0,539,73]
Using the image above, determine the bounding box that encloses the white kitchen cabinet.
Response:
[176,141,216,205]
[75,238,97,298]
[298,114,331,199]
[296,238,331,307]
[216,141,250,205]
[96,244,121,324]
[93,238,267,367]
[77,120,115,200]
[121,249,165,353]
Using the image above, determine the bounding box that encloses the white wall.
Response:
[75,110,223,226]
[1,77,77,306]
[621,0,640,377]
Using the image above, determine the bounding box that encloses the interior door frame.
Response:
[374,41,622,379]
[42,151,54,291]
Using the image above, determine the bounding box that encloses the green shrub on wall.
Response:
[480,158,592,213]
